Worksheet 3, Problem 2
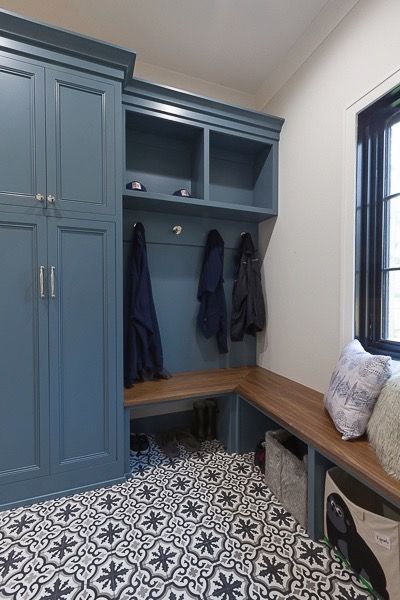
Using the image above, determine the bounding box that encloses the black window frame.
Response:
[356,85,400,358]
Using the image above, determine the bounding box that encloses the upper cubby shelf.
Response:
[125,111,205,201]
[122,189,276,222]
[209,131,275,211]
[123,79,284,222]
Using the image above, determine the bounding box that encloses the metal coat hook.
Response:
[172,225,183,235]
[241,231,247,237]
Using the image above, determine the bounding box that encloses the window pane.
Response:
[385,195,400,268]
[384,270,400,341]
[387,120,400,196]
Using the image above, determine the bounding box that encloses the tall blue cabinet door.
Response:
[0,56,46,209]
[45,69,116,216]
[0,215,49,484]
[47,219,117,473]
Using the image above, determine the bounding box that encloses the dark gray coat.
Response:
[231,233,265,341]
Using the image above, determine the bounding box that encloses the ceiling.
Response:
[0,0,358,101]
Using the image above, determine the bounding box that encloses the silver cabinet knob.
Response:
[47,194,56,204]
[35,193,45,202]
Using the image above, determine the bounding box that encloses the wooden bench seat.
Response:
[124,366,400,508]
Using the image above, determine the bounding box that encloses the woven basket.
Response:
[265,429,308,529]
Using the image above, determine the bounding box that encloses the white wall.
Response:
[135,61,256,108]
[257,0,400,392]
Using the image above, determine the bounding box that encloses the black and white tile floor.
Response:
[0,439,372,599]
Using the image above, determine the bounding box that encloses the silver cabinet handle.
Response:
[35,193,45,202]
[47,194,56,204]
[50,266,56,298]
[39,266,46,298]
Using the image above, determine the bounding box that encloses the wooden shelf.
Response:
[124,366,400,508]
[123,189,276,222]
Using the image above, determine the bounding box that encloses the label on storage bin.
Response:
[374,532,391,550]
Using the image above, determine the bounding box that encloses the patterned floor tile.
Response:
[0,438,373,600]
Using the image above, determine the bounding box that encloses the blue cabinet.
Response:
[48,219,117,473]
[45,70,116,215]
[0,215,49,485]
[0,19,126,508]
[0,56,46,209]
[0,213,120,508]
[0,54,117,216]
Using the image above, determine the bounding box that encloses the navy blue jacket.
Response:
[124,223,170,387]
[197,229,228,354]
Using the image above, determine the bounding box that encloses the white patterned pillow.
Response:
[324,340,392,440]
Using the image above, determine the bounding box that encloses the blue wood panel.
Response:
[209,130,273,209]
[45,69,116,215]
[123,190,276,222]
[123,79,284,142]
[125,109,204,199]
[0,54,46,209]
[123,209,258,374]
[0,214,49,484]
[48,218,117,473]
[237,396,280,454]
[307,447,334,540]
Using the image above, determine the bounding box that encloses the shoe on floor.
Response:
[176,430,201,452]
[130,433,150,454]
[155,431,180,459]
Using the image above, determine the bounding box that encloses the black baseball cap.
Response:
[126,180,147,192]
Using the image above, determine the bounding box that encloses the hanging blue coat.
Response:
[197,229,228,354]
[124,222,170,387]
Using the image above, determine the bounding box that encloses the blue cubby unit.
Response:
[209,130,276,212]
[122,78,284,223]
[125,110,205,200]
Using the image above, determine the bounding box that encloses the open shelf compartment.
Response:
[209,130,275,210]
[125,110,205,199]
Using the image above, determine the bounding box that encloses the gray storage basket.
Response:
[265,429,308,529]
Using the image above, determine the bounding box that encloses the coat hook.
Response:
[172,225,183,235]
[241,231,246,237]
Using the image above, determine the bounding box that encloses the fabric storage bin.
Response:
[265,429,308,529]
[325,467,400,600]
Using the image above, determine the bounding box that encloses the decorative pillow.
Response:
[367,375,400,479]
[324,340,391,440]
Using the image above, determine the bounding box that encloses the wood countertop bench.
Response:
[124,365,400,508]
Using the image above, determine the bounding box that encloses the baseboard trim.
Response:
[0,476,126,512]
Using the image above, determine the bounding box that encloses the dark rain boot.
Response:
[193,400,207,441]
[204,398,218,440]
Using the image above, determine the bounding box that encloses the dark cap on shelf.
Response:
[126,180,147,192]
[173,188,191,197]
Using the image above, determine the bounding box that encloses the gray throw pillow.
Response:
[324,340,391,440]
[368,374,400,479]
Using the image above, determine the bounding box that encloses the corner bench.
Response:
[124,366,400,539]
